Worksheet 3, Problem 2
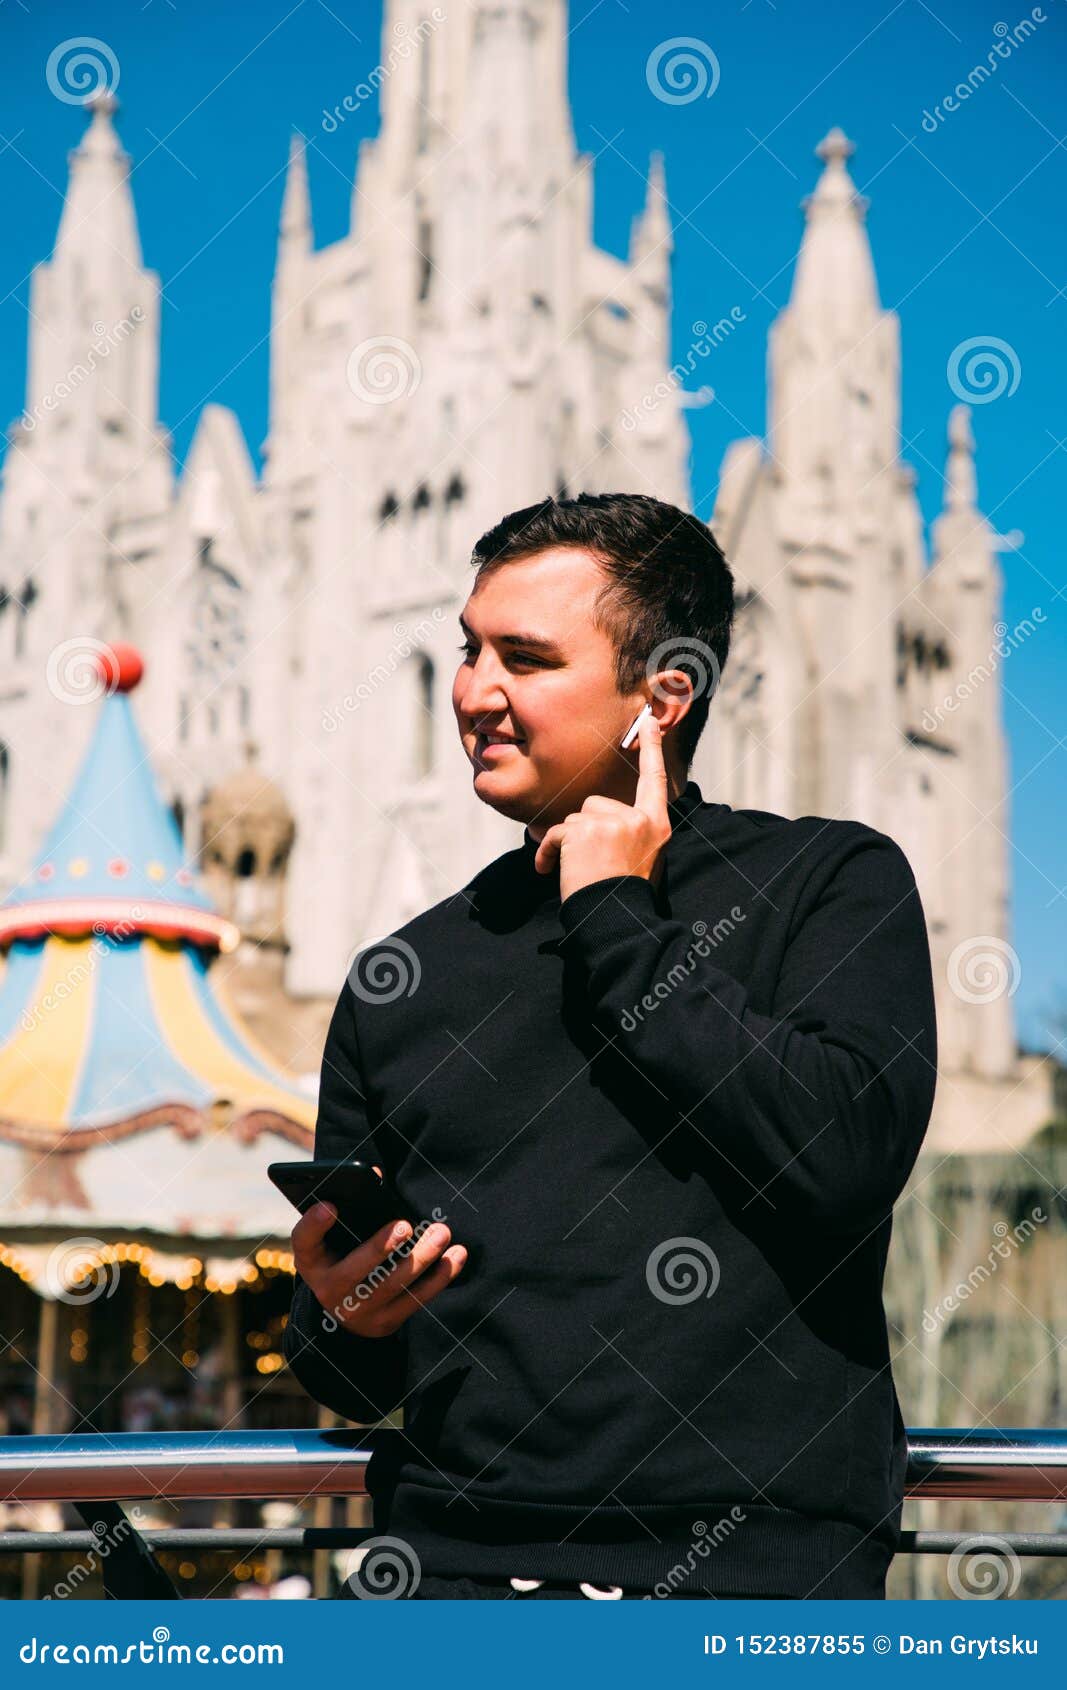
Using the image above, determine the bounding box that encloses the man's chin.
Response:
[471,764,536,824]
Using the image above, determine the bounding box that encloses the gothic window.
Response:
[444,473,465,506]
[895,624,908,690]
[417,216,434,302]
[378,492,400,524]
[236,847,257,878]
[0,741,8,854]
[14,577,37,659]
[411,652,435,781]
[412,484,432,515]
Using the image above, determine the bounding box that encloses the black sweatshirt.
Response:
[283,781,937,1597]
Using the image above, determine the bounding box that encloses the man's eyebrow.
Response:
[457,613,564,653]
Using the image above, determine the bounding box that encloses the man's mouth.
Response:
[474,730,525,754]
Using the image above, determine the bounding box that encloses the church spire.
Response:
[278,130,311,252]
[630,151,672,280]
[789,127,879,333]
[932,402,997,587]
[53,91,142,271]
[18,89,164,484]
[766,127,900,536]
[943,403,977,513]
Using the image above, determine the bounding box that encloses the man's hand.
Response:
[292,1190,467,1339]
[533,710,672,902]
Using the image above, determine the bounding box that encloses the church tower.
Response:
[706,130,1051,1151]
[264,0,692,997]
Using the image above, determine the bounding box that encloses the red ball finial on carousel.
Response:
[97,643,144,694]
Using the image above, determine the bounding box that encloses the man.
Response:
[284,492,937,1600]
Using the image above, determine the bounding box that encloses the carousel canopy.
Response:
[0,647,316,1294]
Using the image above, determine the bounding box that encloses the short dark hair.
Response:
[470,492,735,769]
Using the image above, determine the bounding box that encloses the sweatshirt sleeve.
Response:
[282,980,409,1424]
[557,827,938,1235]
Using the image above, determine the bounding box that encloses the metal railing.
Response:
[2,1426,1066,1504]
[1,1427,1065,1567]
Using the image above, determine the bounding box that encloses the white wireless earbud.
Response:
[620,702,653,750]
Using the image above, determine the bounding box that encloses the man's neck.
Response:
[524,768,689,845]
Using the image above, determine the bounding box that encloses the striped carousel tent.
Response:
[0,645,315,1301]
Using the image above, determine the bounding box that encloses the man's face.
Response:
[452,547,674,836]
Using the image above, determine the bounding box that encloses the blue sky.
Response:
[2,0,1064,1051]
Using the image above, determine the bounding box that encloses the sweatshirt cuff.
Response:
[557,874,660,955]
[283,1275,404,1424]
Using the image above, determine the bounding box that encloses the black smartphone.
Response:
[268,1158,415,1259]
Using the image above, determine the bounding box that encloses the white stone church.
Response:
[0,1,1053,1155]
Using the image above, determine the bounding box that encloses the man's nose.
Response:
[458,663,509,719]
